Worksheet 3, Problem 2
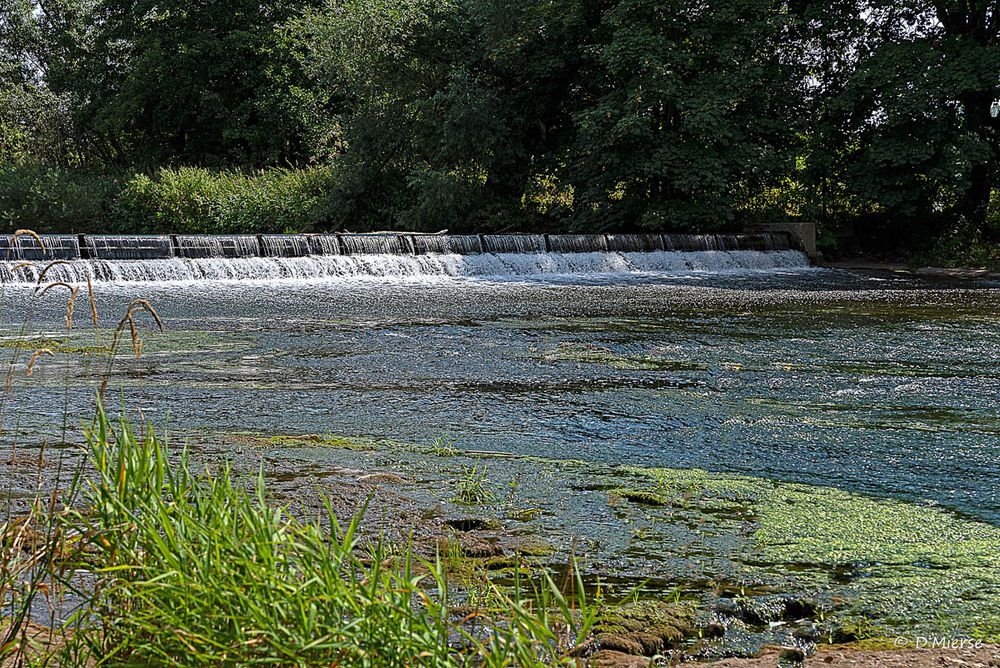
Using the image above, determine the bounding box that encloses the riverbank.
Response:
[824,260,1000,280]
[218,430,1000,646]
[4,424,998,665]
[2,260,997,665]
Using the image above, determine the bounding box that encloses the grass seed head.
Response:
[26,349,55,376]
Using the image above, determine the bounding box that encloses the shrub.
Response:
[0,164,122,232]
[0,163,336,234]
[115,166,336,234]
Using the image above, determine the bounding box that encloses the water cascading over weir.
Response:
[0,232,808,283]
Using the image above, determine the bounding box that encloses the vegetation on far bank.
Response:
[1,1,999,263]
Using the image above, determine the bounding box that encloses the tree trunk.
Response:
[965,161,996,241]
[957,90,997,240]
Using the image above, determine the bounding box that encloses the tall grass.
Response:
[0,164,334,234]
[115,166,334,234]
[49,408,594,666]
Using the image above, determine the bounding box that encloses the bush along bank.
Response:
[0,164,335,235]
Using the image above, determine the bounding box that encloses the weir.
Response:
[0,232,808,283]
[0,234,80,260]
[339,234,408,255]
[84,235,174,260]
[410,234,483,255]
[481,235,546,254]
[175,235,260,259]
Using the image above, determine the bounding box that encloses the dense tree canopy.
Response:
[1,0,999,244]
[803,1,1000,241]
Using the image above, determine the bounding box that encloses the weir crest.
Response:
[0,232,807,283]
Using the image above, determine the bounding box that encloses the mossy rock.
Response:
[512,538,555,557]
[594,601,694,656]
[609,488,671,506]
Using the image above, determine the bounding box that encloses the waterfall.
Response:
[481,235,546,254]
[0,234,80,261]
[0,231,809,283]
[339,234,407,255]
[410,234,483,254]
[85,235,174,260]
[761,232,791,251]
[175,235,260,259]
[606,234,664,252]
[546,235,609,253]
[308,235,342,256]
[259,235,311,257]
[660,233,791,252]
[2,249,809,284]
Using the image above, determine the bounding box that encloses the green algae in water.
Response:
[622,466,1000,640]
[0,336,111,355]
[540,341,703,371]
[198,428,1000,642]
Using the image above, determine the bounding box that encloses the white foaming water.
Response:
[0,250,809,284]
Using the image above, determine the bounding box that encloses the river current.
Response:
[3,259,998,523]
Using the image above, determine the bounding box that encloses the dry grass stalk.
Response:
[33,282,80,331]
[35,281,74,298]
[127,317,139,357]
[124,300,163,332]
[12,230,46,255]
[36,260,71,284]
[86,276,98,327]
[26,349,54,377]
[65,287,79,331]
[111,300,165,359]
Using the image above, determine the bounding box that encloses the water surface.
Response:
[4,265,999,523]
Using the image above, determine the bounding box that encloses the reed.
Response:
[30,408,592,666]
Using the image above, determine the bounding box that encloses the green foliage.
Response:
[290,0,808,232]
[115,166,334,233]
[568,0,804,231]
[452,463,497,506]
[0,164,332,233]
[1,0,999,245]
[802,1,1000,243]
[0,163,122,232]
[41,408,597,666]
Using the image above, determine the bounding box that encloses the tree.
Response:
[0,0,97,164]
[296,0,803,232]
[566,0,805,231]
[806,1,1000,240]
[1,0,327,168]
[294,0,594,231]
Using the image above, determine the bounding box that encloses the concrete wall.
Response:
[1,231,808,260]
[747,222,817,256]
